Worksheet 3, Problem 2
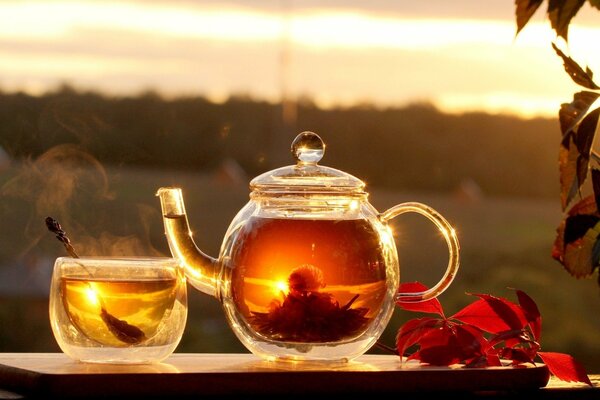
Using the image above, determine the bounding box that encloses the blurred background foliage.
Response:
[0,87,558,196]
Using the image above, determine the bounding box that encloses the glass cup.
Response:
[49,257,187,364]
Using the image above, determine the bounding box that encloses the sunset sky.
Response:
[1,0,599,117]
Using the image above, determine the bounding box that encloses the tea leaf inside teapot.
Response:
[250,264,370,343]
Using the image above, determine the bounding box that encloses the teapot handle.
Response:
[379,202,460,302]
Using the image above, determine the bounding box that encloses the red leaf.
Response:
[501,347,535,365]
[508,340,540,362]
[416,324,463,366]
[408,323,487,366]
[395,317,440,358]
[486,354,502,367]
[454,324,486,360]
[514,289,542,341]
[487,329,531,349]
[465,356,489,368]
[538,352,592,385]
[397,282,445,317]
[451,294,527,334]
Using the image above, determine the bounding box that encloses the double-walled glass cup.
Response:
[49,257,187,364]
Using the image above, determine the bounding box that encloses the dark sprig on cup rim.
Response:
[45,216,146,345]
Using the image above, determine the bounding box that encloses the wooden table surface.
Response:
[0,353,597,399]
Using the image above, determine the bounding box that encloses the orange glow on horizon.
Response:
[243,276,386,313]
[1,1,599,117]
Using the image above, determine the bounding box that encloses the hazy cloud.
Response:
[0,0,598,116]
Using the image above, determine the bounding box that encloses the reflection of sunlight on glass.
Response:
[184,262,202,278]
[379,225,396,249]
[85,285,100,307]
[273,280,289,297]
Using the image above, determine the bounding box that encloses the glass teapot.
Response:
[157,131,459,362]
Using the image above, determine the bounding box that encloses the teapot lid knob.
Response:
[252,130,365,192]
[291,131,325,165]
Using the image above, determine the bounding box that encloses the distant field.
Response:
[0,164,598,370]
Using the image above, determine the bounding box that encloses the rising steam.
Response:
[0,144,162,262]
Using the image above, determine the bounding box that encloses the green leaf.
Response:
[553,195,595,260]
[579,109,599,193]
[564,214,600,244]
[552,43,600,89]
[515,0,544,35]
[574,106,600,167]
[576,107,600,152]
[563,221,600,277]
[559,107,600,209]
[559,91,600,136]
[548,0,586,40]
[559,134,582,209]
[553,195,600,277]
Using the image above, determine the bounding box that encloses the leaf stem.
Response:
[374,340,399,355]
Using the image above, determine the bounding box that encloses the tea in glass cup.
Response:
[49,257,187,364]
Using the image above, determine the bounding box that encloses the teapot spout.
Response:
[156,187,218,298]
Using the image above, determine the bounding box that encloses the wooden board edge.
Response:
[0,363,41,397]
[23,364,550,397]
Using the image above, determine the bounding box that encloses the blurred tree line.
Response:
[0,86,558,197]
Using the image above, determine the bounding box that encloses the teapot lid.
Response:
[250,131,366,194]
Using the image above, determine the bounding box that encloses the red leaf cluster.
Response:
[394,282,591,385]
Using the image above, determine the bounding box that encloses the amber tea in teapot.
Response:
[158,131,460,362]
[231,217,387,343]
